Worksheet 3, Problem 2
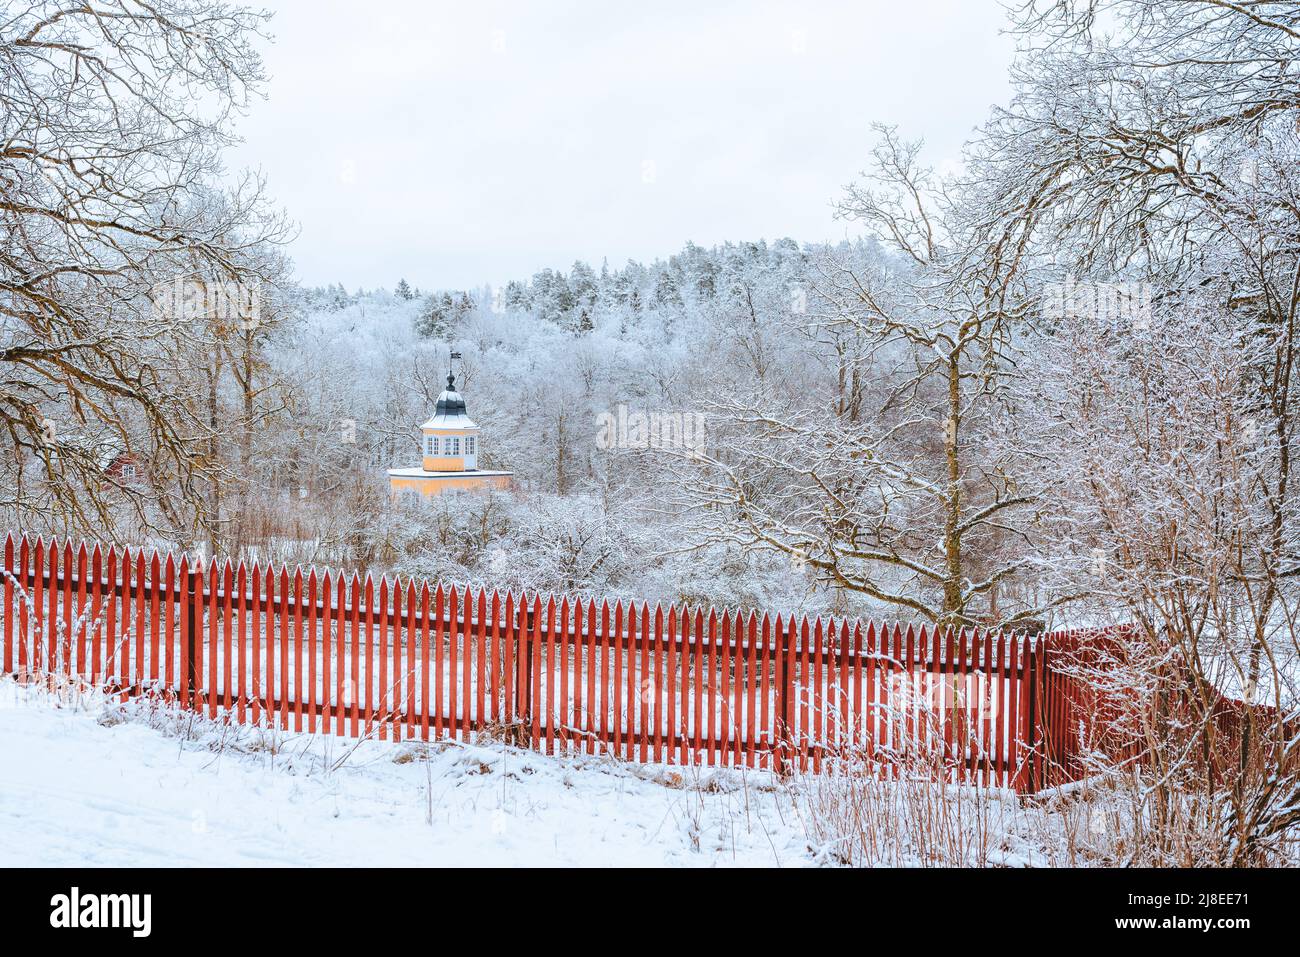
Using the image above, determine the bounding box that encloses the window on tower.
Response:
[451,437,461,455]
[466,436,476,456]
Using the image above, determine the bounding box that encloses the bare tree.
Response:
[977,0,1300,864]
[677,128,1042,628]
[0,0,287,542]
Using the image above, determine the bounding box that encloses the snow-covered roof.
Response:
[421,410,478,430]
[387,468,513,478]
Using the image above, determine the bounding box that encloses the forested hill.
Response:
[305,236,874,339]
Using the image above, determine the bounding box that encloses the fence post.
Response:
[1039,636,1052,789]
[774,616,793,776]
[1025,637,1041,793]
[3,534,13,677]
[185,564,200,710]
[518,600,533,726]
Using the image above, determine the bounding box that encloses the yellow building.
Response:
[388,372,513,499]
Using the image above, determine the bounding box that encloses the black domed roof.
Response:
[435,373,467,417]
[422,372,478,429]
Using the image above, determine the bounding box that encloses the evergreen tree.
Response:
[652,269,683,310]
[531,268,575,324]
[456,291,475,321]
[607,270,631,307]
[570,260,599,310]
[414,294,447,339]
[504,280,530,313]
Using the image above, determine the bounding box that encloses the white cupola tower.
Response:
[387,359,513,499]
[421,372,480,471]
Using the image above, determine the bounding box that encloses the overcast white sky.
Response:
[228,1,1016,292]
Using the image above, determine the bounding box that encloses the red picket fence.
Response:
[2,532,1092,791]
[1040,625,1299,788]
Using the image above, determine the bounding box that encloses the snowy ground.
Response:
[0,678,812,867]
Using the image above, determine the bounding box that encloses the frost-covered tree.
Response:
[678,128,1042,628]
[530,268,575,325]
[970,0,1300,863]
[0,0,287,540]
[569,260,599,311]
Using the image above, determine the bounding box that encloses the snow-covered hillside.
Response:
[0,680,808,867]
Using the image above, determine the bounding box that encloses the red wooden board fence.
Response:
[1,532,1090,792]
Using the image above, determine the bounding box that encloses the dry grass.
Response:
[796,745,1300,868]
[796,737,1020,866]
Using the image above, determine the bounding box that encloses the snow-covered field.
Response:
[0,678,811,867]
[17,676,1248,869]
